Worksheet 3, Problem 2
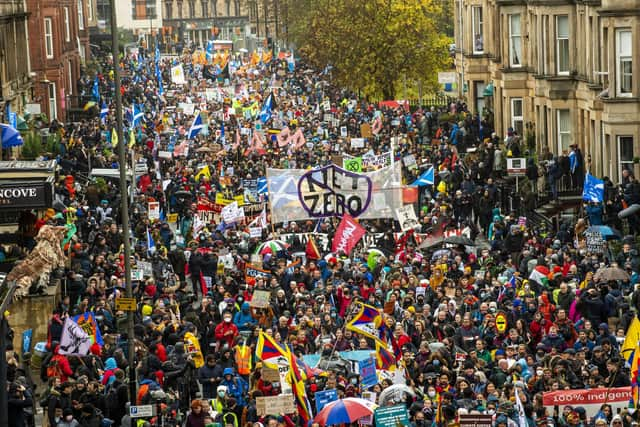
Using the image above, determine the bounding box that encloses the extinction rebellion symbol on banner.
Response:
[297,164,372,218]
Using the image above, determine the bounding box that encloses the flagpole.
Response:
[110,0,136,401]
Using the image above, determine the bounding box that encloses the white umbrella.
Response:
[378,384,416,406]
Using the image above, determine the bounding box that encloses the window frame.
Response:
[64,6,71,42]
[44,17,54,58]
[510,97,524,137]
[48,82,57,120]
[78,0,84,30]
[508,14,522,68]
[472,6,484,54]
[67,60,73,95]
[557,109,571,153]
[616,28,633,97]
[556,15,569,75]
[87,0,93,21]
[618,135,634,178]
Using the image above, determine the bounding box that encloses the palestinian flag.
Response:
[529,265,550,286]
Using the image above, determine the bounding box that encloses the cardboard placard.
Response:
[256,394,296,416]
[261,367,280,382]
[250,290,271,308]
[360,123,372,138]
[383,301,395,315]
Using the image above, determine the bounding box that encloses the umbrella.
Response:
[431,248,451,261]
[173,190,193,198]
[314,398,377,426]
[586,225,621,240]
[195,146,216,153]
[378,384,416,406]
[255,239,289,255]
[0,123,23,148]
[443,235,475,246]
[238,48,249,53]
[594,265,630,283]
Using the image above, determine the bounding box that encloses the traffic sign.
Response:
[115,297,137,311]
[130,405,155,418]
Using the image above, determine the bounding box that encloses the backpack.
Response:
[46,357,63,379]
[552,165,563,179]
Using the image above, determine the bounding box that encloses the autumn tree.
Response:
[285,0,452,100]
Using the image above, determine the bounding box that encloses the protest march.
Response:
[0,25,639,427]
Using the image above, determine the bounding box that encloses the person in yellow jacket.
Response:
[184,326,204,369]
[234,342,252,377]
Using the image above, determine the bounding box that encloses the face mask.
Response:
[428,391,436,398]
[66,416,73,422]
[351,378,358,385]
[224,317,231,323]
[487,409,495,415]
[537,352,544,358]
[432,359,440,367]
[536,370,544,376]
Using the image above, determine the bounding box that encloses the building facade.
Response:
[27,0,84,122]
[0,0,33,119]
[162,0,250,52]
[455,0,640,182]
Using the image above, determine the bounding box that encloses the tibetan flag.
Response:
[250,50,260,67]
[305,236,321,260]
[255,331,289,369]
[622,318,640,362]
[288,349,312,424]
[346,302,383,342]
[375,340,396,371]
[262,50,273,64]
[194,165,211,182]
[631,343,640,410]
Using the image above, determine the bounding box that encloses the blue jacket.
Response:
[233,302,256,331]
[221,368,248,407]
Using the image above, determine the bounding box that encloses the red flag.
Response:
[305,236,321,260]
[331,214,366,255]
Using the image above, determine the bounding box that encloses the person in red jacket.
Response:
[48,345,74,383]
[392,323,412,357]
[215,310,239,348]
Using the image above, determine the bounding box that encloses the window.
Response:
[476,82,486,114]
[557,109,571,152]
[78,0,84,30]
[472,6,483,53]
[48,83,57,120]
[188,0,194,17]
[619,136,634,177]
[556,15,569,75]
[44,17,54,58]
[165,1,172,18]
[87,0,93,21]
[511,98,524,137]
[68,60,73,95]
[132,0,156,19]
[201,0,207,17]
[509,14,522,67]
[64,7,70,42]
[616,29,632,96]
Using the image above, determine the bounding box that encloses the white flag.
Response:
[59,318,91,356]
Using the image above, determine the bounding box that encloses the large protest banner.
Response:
[267,163,402,223]
[59,318,92,355]
[542,388,631,418]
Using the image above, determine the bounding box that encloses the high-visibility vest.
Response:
[235,345,252,375]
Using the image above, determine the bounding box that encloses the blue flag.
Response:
[259,92,275,123]
[147,227,156,255]
[257,177,268,195]
[188,113,203,139]
[205,40,214,62]
[583,173,604,203]
[92,77,100,101]
[220,120,225,141]
[569,150,577,173]
[411,166,434,186]
[100,101,108,123]
[132,104,144,128]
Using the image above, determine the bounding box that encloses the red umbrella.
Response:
[314,397,377,426]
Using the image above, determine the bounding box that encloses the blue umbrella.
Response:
[0,123,24,148]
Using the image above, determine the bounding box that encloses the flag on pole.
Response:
[345,302,383,342]
[255,331,289,369]
[631,346,640,411]
[305,236,321,260]
[110,128,118,147]
[515,385,528,427]
[569,149,577,173]
[100,102,108,123]
[583,173,604,203]
[194,165,211,181]
[248,207,267,228]
[288,347,313,424]
[375,340,396,371]
[287,51,295,72]
[188,113,203,139]
[411,166,434,186]
[622,318,640,362]
[59,318,92,356]
[205,40,214,62]
[147,227,156,255]
[259,92,275,123]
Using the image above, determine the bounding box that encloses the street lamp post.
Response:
[110,0,136,402]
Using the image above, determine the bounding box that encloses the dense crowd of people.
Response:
[4,41,640,427]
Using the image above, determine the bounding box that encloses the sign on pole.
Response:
[130,405,155,418]
[359,357,378,389]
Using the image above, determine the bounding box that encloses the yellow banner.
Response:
[215,194,245,206]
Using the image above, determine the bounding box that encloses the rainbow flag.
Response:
[346,302,383,341]
[255,331,289,369]
[375,340,396,371]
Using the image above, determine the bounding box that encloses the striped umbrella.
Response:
[314,397,377,426]
[254,239,289,255]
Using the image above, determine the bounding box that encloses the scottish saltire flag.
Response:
[375,340,396,371]
[346,302,383,341]
[259,92,275,123]
[156,64,164,96]
[508,275,517,288]
[257,177,268,195]
[188,113,203,139]
[147,227,156,255]
[256,331,289,369]
[92,77,100,101]
[205,40,214,62]
[220,121,225,141]
[569,150,577,173]
[411,166,435,186]
[133,104,144,127]
[100,102,108,123]
[583,173,604,203]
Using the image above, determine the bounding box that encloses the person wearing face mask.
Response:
[210,385,228,417]
[56,408,80,427]
[215,310,239,349]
